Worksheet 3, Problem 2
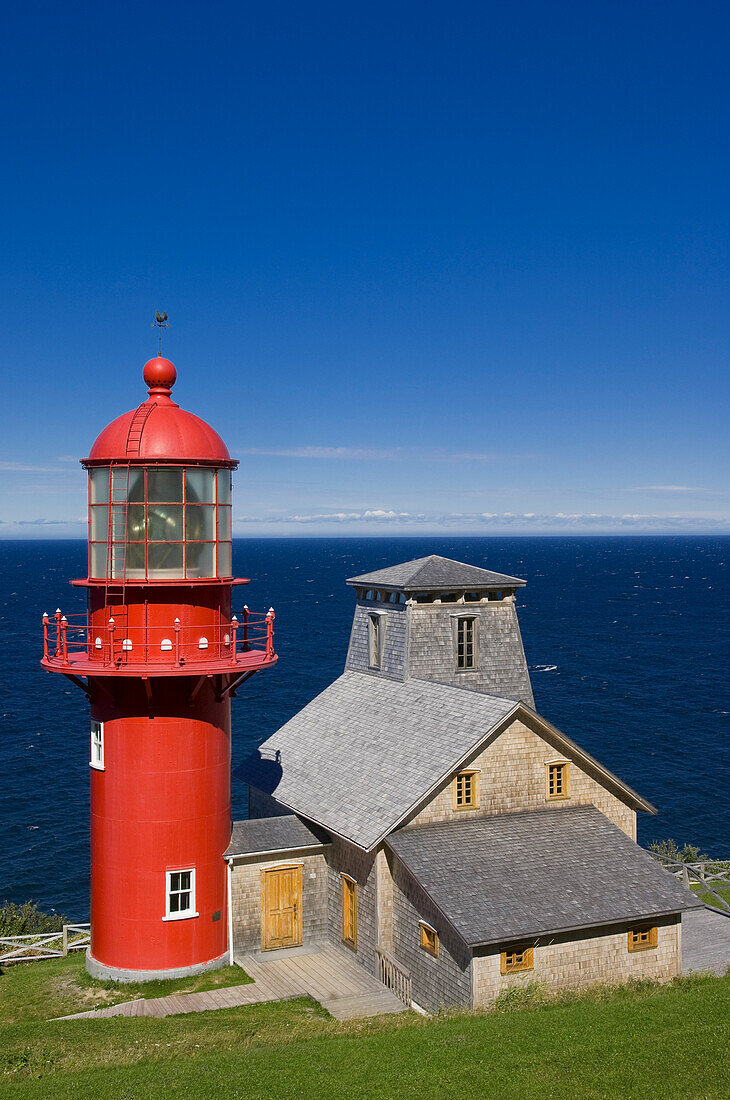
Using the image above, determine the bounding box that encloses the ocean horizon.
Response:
[1,534,728,920]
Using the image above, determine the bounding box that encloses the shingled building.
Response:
[233,555,699,1012]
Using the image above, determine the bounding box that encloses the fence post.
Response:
[682,865,690,889]
[62,926,69,956]
[230,616,238,666]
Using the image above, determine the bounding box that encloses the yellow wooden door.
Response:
[341,874,357,949]
[261,866,302,950]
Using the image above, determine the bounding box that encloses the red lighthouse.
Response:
[42,353,277,980]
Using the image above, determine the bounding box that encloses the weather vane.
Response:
[152,310,169,356]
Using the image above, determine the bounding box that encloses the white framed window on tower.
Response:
[90,720,104,771]
[164,868,198,921]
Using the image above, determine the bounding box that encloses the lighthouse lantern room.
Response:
[42,353,277,980]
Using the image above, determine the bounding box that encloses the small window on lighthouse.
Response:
[165,869,197,920]
[90,720,104,771]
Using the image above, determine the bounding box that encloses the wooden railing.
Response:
[0,923,90,965]
[651,856,730,914]
[376,946,412,1005]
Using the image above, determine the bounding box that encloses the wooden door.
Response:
[261,866,302,950]
[341,874,357,949]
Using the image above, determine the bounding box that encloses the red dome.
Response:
[84,358,236,467]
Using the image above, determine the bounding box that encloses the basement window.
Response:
[545,762,570,801]
[90,720,104,771]
[501,946,534,974]
[453,770,478,811]
[164,869,198,921]
[628,926,658,952]
[419,921,439,957]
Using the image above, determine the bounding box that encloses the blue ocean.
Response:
[1,536,728,921]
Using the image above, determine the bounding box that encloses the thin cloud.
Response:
[236,445,518,462]
[627,485,710,493]
[0,461,76,474]
[232,509,730,530]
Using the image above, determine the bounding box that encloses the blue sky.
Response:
[1,1,728,536]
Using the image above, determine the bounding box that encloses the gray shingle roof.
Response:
[386,806,701,947]
[346,555,526,591]
[238,671,518,851]
[225,815,330,859]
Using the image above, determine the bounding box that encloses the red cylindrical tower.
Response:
[42,355,277,980]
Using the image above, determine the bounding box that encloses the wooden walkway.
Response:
[56,944,407,1022]
[682,907,730,976]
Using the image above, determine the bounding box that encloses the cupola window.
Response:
[88,466,233,581]
[368,613,384,669]
[456,616,476,670]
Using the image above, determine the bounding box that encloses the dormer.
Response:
[344,555,534,706]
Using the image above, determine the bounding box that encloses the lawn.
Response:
[0,953,251,1023]
[1,954,729,1099]
[691,882,730,911]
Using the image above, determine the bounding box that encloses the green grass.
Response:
[1,954,729,1099]
[0,953,251,1023]
[691,883,730,911]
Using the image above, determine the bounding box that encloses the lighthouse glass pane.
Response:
[90,506,108,542]
[126,505,146,541]
[147,467,183,502]
[186,505,215,541]
[125,543,145,577]
[148,543,183,574]
[217,470,232,505]
[89,467,109,503]
[186,542,215,578]
[218,541,232,577]
[127,467,145,502]
[218,505,232,542]
[185,467,215,503]
[148,505,183,541]
[91,543,107,577]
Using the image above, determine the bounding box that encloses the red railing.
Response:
[42,605,275,670]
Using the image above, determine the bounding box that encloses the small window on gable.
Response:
[456,616,476,670]
[453,770,478,811]
[545,762,570,801]
[419,921,439,957]
[165,868,197,920]
[90,720,104,771]
[628,926,658,952]
[368,613,383,669]
[501,946,534,974]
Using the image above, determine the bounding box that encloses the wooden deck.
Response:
[682,907,730,976]
[237,944,407,1020]
[56,944,407,1022]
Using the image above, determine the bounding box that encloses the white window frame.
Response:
[454,614,478,671]
[90,720,104,771]
[164,867,198,921]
